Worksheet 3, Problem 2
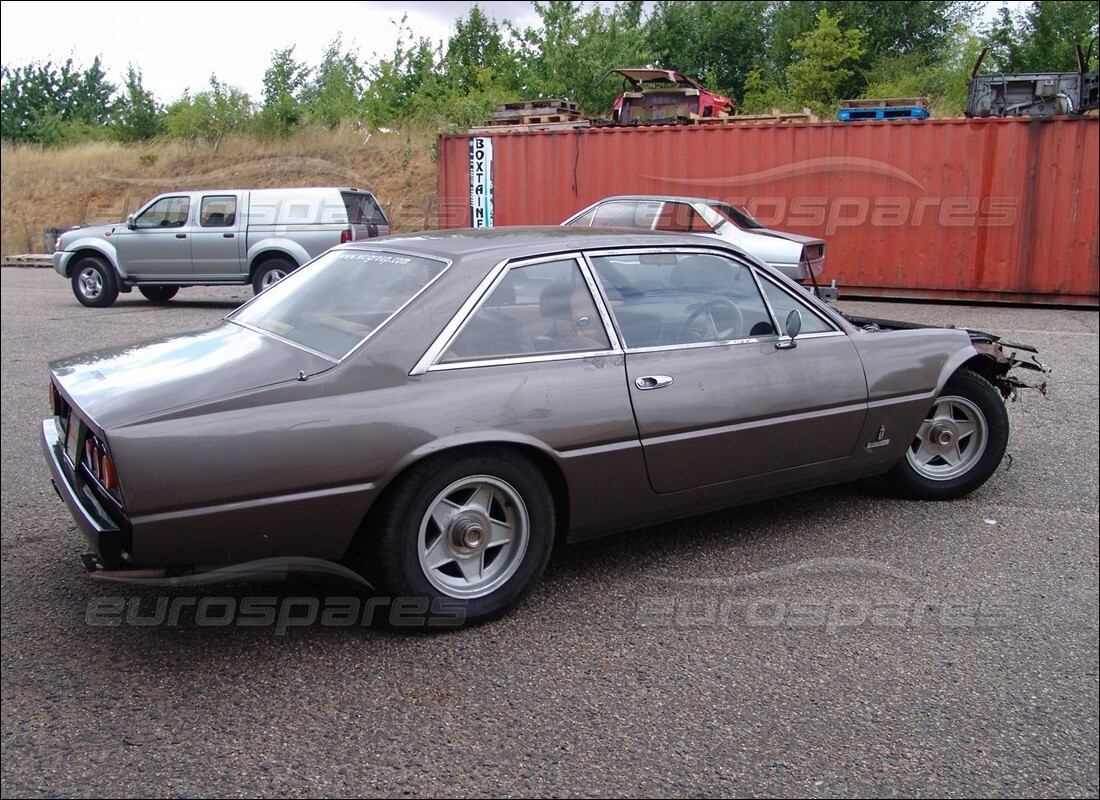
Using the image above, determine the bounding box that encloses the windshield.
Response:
[230,249,448,360]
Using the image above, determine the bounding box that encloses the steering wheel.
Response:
[677,299,743,342]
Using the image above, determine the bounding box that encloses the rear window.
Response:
[342,192,387,225]
[710,203,764,230]
[230,249,446,360]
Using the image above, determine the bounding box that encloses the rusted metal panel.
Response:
[438,118,1099,305]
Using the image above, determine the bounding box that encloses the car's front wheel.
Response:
[71,257,119,307]
[885,368,1009,500]
[364,449,555,627]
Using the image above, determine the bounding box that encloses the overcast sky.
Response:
[0,0,1022,104]
[0,0,543,102]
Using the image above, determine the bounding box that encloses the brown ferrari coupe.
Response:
[42,228,1046,624]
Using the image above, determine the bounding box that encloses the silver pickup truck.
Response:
[53,187,389,307]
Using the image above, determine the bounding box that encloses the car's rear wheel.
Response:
[252,257,295,294]
[138,285,179,303]
[364,449,554,627]
[885,368,1009,500]
[71,256,119,307]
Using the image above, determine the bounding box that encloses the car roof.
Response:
[582,195,735,207]
[333,225,730,262]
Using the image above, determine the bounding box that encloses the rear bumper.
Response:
[40,419,123,567]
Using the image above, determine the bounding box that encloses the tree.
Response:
[303,36,366,129]
[517,0,655,115]
[164,75,253,150]
[113,66,162,142]
[0,57,117,143]
[443,6,521,95]
[259,47,310,137]
[983,0,1099,72]
[646,0,769,103]
[69,56,115,127]
[785,9,866,110]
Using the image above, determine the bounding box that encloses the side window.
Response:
[199,195,237,228]
[135,196,190,229]
[758,277,836,335]
[442,259,611,363]
[591,252,774,348]
[655,202,713,233]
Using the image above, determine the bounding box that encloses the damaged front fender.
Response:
[966,330,1050,398]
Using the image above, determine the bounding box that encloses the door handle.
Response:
[222,233,234,238]
[175,233,187,239]
[635,375,674,390]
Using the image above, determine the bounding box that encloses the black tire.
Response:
[71,256,119,307]
[138,285,179,303]
[362,449,555,627]
[251,257,295,294]
[885,369,1009,500]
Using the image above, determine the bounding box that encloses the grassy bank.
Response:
[0,127,439,255]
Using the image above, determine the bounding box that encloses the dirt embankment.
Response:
[0,128,439,255]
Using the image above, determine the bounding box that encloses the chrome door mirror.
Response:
[776,309,802,350]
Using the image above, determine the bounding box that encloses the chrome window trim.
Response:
[616,329,845,356]
[755,271,842,334]
[425,349,623,373]
[412,252,620,376]
[411,256,511,375]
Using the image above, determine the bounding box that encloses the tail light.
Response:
[83,434,120,493]
[340,227,353,244]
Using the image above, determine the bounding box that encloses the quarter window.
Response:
[442,259,611,362]
[654,202,713,233]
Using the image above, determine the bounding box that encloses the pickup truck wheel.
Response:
[138,285,179,303]
[252,258,295,294]
[363,449,555,627]
[71,257,119,308]
[885,369,1009,500]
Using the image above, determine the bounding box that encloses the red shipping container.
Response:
[438,117,1099,306]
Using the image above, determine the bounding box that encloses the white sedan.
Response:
[563,195,826,283]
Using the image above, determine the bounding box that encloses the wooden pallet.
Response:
[496,98,579,114]
[689,111,817,125]
[1,253,53,267]
[469,120,592,134]
[482,113,587,126]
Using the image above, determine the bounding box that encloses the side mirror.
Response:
[126,214,136,230]
[775,309,802,350]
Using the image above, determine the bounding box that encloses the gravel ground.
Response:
[2,267,1097,798]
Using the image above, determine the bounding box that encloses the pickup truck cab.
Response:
[53,187,389,307]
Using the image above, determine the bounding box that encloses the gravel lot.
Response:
[2,266,1097,798]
